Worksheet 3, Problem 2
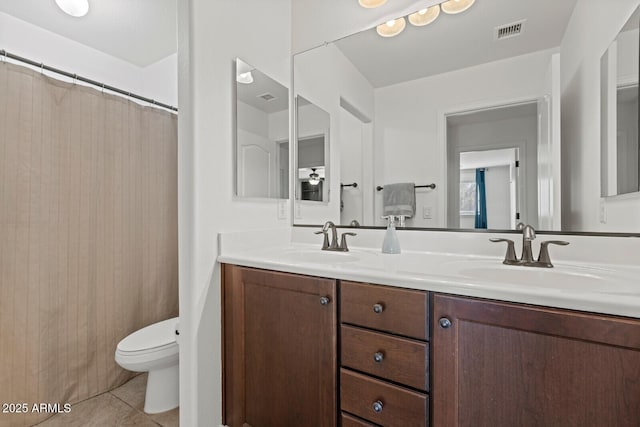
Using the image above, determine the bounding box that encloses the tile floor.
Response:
[35,374,179,427]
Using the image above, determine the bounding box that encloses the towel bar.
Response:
[376,183,436,191]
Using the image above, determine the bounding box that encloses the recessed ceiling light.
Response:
[376,17,406,37]
[359,0,387,8]
[55,0,89,17]
[440,0,475,15]
[408,5,440,26]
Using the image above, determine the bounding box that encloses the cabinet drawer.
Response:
[341,325,428,391]
[341,369,428,427]
[341,281,428,340]
[342,412,378,427]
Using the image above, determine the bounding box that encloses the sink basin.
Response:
[449,260,637,292]
[281,249,360,264]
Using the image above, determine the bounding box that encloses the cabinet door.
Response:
[433,293,640,427]
[223,265,337,427]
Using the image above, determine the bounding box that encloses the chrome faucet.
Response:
[491,224,569,268]
[520,224,536,264]
[315,221,356,252]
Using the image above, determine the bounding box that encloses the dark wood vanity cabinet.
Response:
[222,265,337,427]
[222,265,640,427]
[432,293,640,427]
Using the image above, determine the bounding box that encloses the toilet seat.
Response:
[117,317,178,354]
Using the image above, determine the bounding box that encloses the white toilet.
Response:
[115,317,179,414]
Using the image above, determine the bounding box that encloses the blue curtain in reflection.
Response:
[475,168,487,229]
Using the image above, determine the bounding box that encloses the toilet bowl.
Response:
[115,317,179,414]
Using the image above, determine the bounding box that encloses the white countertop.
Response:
[217,228,640,319]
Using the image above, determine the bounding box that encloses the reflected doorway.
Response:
[446,101,540,229]
[459,148,519,230]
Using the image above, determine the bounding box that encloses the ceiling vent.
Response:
[257,93,276,102]
[494,19,526,41]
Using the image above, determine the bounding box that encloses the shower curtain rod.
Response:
[1,49,178,112]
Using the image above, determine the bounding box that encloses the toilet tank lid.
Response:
[118,317,178,353]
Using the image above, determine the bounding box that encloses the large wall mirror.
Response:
[601,6,640,197]
[293,0,640,233]
[235,58,289,199]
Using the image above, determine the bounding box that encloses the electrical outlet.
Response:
[277,200,287,220]
[599,199,607,223]
[423,206,433,219]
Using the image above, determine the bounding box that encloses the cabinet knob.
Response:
[439,317,452,329]
[373,351,384,363]
[373,303,384,314]
[319,296,330,306]
[372,400,384,413]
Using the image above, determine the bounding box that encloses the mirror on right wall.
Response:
[601,6,640,198]
[293,0,640,233]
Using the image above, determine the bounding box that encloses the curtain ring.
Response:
[40,63,44,74]
[101,83,105,93]
[73,74,78,85]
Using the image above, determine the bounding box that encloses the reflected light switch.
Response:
[599,199,607,224]
[278,200,287,220]
[423,207,433,219]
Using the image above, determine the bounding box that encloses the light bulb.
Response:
[236,71,254,84]
[409,5,440,26]
[55,0,89,17]
[376,17,406,37]
[358,0,387,8]
[440,0,475,15]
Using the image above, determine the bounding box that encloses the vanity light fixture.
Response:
[440,0,475,15]
[359,0,387,8]
[236,71,254,84]
[374,0,475,37]
[376,17,407,38]
[309,169,321,186]
[55,0,89,17]
[408,5,441,27]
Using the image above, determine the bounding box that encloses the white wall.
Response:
[294,43,375,224]
[0,11,177,107]
[373,48,554,227]
[560,0,640,232]
[340,108,365,225]
[177,0,291,425]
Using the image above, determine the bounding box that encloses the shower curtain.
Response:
[0,62,179,427]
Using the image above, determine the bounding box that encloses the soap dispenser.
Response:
[382,215,401,254]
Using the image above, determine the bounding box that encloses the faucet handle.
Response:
[314,229,330,250]
[340,232,357,251]
[537,240,569,268]
[490,238,519,265]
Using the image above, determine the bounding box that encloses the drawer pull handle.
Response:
[372,400,384,413]
[319,296,330,306]
[373,303,384,314]
[373,351,384,363]
[439,317,452,329]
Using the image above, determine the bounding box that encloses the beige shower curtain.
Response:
[0,62,179,427]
